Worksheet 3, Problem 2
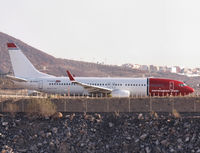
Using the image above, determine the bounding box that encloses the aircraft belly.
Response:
[129,87,147,96]
[68,86,85,94]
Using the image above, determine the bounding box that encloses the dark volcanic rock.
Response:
[0,113,200,153]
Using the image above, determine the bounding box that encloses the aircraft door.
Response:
[169,81,174,90]
[38,80,43,89]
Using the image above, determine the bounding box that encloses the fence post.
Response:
[194,99,196,112]
[107,100,109,112]
[172,98,174,111]
[2,101,3,112]
[0,100,3,112]
[22,100,24,113]
[64,100,67,112]
[34,99,37,113]
[149,98,152,112]
[85,100,87,113]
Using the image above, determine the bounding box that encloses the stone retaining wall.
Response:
[0,97,200,113]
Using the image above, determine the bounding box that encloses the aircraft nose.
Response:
[188,87,194,93]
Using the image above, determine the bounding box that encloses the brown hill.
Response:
[0,32,199,90]
[0,32,144,77]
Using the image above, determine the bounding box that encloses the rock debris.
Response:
[0,112,200,153]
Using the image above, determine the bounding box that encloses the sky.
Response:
[0,0,200,68]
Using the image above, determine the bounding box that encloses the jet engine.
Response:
[111,89,130,97]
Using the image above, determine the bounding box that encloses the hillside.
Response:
[0,32,199,89]
[0,32,145,77]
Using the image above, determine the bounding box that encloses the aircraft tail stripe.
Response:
[7,43,17,48]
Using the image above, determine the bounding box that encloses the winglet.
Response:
[66,70,75,81]
[7,43,17,48]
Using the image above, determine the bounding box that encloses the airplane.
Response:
[6,43,194,97]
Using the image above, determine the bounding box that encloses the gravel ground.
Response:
[0,112,200,153]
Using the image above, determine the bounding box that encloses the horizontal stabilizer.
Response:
[6,75,28,82]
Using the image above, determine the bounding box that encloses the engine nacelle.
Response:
[111,89,130,97]
[27,90,39,96]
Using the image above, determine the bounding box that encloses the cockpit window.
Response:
[179,83,187,87]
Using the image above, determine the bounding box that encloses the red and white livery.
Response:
[6,43,194,97]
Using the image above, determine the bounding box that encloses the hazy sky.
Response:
[1,0,200,68]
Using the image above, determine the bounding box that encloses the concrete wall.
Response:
[0,97,200,113]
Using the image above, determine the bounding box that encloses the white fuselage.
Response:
[7,43,194,97]
[15,77,148,96]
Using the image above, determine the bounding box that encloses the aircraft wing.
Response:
[6,75,28,82]
[66,70,112,94]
